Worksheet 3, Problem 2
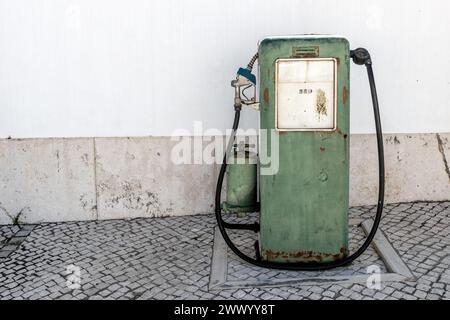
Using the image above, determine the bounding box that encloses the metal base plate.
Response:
[209,219,414,290]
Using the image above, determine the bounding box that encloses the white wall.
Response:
[1,0,449,138]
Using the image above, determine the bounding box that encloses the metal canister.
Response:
[222,144,258,216]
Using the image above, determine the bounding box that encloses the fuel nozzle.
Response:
[231,54,259,110]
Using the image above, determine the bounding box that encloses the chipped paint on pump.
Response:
[343,86,348,105]
[258,36,350,263]
[263,88,270,104]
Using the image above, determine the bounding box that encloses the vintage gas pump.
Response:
[215,35,385,270]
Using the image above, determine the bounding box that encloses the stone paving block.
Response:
[7,236,27,245]
[2,244,19,251]
[0,251,12,258]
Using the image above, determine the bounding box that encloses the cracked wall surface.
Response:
[436,133,450,183]
[0,133,449,224]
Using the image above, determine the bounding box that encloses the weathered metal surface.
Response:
[209,227,229,290]
[361,220,415,280]
[258,36,350,263]
[222,149,258,214]
[261,247,348,263]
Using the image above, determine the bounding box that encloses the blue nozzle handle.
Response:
[237,67,256,85]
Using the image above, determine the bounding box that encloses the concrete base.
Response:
[0,133,449,224]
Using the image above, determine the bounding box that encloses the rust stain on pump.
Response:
[263,88,269,104]
[262,247,348,263]
[343,86,348,105]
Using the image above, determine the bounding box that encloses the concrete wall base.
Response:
[1,133,449,224]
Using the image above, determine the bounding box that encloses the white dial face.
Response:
[275,58,336,131]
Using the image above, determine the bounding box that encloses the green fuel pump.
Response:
[215,35,385,270]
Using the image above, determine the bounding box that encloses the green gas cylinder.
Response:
[222,144,258,216]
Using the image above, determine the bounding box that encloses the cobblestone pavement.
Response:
[0,201,449,300]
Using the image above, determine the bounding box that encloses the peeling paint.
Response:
[335,128,348,140]
[315,89,327,116]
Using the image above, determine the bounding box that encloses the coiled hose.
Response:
[215,48,384,270]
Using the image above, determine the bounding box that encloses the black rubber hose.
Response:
[215,49,384,270]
